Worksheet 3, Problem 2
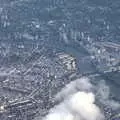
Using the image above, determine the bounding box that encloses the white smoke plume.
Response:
[55,77,93,101]
[96,80,120,109]
[43,77,104,120]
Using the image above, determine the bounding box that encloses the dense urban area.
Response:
[0,0,120,120]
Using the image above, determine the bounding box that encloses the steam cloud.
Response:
[43,77,105,120]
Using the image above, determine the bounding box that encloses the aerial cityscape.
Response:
[0,0,120,120]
